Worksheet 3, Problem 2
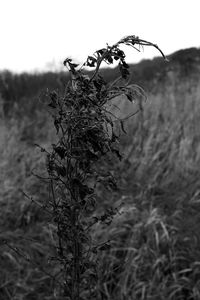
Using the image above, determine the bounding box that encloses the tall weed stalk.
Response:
[36,36,166,299]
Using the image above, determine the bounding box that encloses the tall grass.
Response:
[1,61,200,299]
[0,115,60,300]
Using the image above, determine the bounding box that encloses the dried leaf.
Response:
[120,120,127,134]
[56,166,66,177]
[54,119,60,134]
[54,146,66,159]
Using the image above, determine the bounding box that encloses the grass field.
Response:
[1,51,200,299]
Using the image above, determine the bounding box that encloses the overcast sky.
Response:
[0,0,199,73]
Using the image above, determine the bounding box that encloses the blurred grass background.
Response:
[1,47,200,299]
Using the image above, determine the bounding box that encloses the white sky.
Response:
[0,0,199,73]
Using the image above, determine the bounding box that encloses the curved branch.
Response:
[89,35,167,82]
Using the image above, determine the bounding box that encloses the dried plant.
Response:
[32,36,166,299]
